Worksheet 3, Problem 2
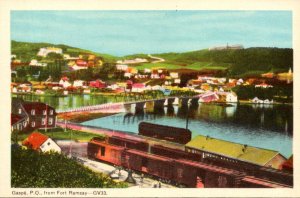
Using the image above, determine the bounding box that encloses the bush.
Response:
[11,146,127,188]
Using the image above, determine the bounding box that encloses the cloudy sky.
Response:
[11,11,292,56]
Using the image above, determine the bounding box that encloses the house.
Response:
[197,92,219,103]
[23,132,61,153]
[37,47,63,57]
[29,59,47,67]
[170,72,179,79]
[73,80,85,88]
[116,64,128,71]
[132,83,145,93]
[217,91,238,103]
[59,77,71,88]
[11,99,57,132]
[255,83,273,88]
[89,80,106,89]
[71,59,89,70]
[11,114,29,132]
[185,135,286,169]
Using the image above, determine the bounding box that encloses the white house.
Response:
[116,64,128,71]
[37,47,63,57]
[170,72,179,79]
[73,80,85,88]
[23,132,61,153]
[226,92,238,103]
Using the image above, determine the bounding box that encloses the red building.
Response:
[89,80,106,89]
[11,99,57,132]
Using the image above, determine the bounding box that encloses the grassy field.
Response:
[15,128,104,142]
[134,61,228,72]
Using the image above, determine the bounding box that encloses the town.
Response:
[10,43,293,188]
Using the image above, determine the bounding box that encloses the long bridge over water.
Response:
[56,96,205,114]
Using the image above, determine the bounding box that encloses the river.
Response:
[82,103,293,157]
[13,94,293,157]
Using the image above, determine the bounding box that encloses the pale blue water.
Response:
[82,104,293,157]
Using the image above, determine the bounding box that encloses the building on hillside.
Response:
[71,59,89,70]
[209,44,244,51]
[73,80,85,88]
[23,132,61,153]
[37,47,63,57]
[116,64,128,71]
[185,135,286,169]
[11,99,57,132]
[89,80,106,89]
[29,59,47,67]
[131,83,146,93]
[59,77,72,88]
[255,83,273,88]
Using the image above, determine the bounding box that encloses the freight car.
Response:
[88,137,244,187]
[138,122,192,144]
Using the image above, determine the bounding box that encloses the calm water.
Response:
[13,94,293,157]
[12,94,123,111]
[83,103,293,157]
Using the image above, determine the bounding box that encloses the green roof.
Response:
[185,135,281,166]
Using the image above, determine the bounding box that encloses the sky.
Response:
[11,11,292,56]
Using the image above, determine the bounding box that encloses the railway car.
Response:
[87,137,293,188]
[108,135,149,152]
[138,122,192,144]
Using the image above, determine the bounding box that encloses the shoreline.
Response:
[57,112,117,123]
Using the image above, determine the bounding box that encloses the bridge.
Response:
[56,96,202,114]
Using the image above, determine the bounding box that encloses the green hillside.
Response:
[11,40,293,77]
[129,48,293,77]
[11,40,118,63]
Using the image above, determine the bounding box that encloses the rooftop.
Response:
[185,135,283,166]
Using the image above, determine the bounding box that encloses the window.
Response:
[100,146,105,156]
[41,118,46,125]
[31,110,35,115]
[48,118,53,125]
[18,108,22,114]
[43,110,47,115]
[50,110,53,115]
[47,142,51,146]
[31,121,35,127]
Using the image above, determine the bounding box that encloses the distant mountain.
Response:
[11,40,118,63]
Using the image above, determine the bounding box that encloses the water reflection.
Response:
[83,102,293,157]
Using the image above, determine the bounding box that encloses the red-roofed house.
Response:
[89,80,106,89]
[197,92,219,103]
[23,132,61,153]
[71,59,89,70]
[132,83,146,93]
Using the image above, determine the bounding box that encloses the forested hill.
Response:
[153,47,293,76]
[11,40,118,63]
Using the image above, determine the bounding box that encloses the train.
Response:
[87,136,292,188]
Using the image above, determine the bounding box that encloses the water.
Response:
[82,103,293,157]
[13,94,293,157]
[12,94,123,111]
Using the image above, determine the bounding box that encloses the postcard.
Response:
[0,0,299,197]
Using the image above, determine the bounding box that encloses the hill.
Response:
[11,40,118,63]
[11,40,293,77]
[128,48,293,77]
